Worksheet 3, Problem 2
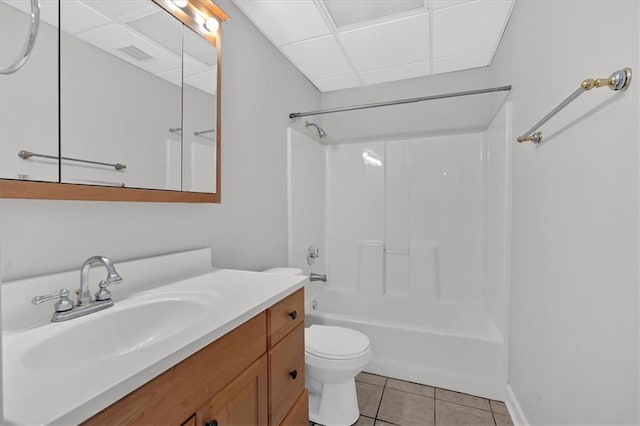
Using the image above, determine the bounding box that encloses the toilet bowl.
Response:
[305,325,373,426]
[262,267,373,426]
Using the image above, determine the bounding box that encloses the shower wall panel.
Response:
[326,142,385,291]
[326,133,484,304]
[408,134,484,303]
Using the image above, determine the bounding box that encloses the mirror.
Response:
[182,26,217,193]
[60,0,184,190]
[0,0,224,200]
[0,0,59,183]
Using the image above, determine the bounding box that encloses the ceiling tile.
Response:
[184,26,217,67]
[125,9,182,56]
[234,0,331,46]
[313,74,362,92]
[157,68,182,87]
[432,49,493,74]
[185,70,217,96]
[82,0,157,21]
[61,1,111,34]
[428,0,472,10]
[79,23,181,74]
[324,0,426,28]
[433,0,513,58]
[281,35,354,80]
[338,12,429,72]
[184,55,210,78]
[360,60,430,86]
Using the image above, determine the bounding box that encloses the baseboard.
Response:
[506,384,529,426]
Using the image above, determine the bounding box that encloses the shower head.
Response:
[305,121,327,138]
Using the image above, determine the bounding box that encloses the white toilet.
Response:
[262,267,373,426]
[305,324,373,426]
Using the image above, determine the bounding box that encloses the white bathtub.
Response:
[305,288,507,400]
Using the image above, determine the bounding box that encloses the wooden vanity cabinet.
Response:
[83,288,307,426]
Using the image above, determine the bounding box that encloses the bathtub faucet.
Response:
[309,273,327,282]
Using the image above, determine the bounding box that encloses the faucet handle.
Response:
[94,279,120,302]
[32,289,74,312]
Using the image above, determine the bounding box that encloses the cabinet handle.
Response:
[288,310,297,320]
[205,421,218,426]
[289,369,298,380]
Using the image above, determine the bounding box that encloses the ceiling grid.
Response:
[233,0,515,92]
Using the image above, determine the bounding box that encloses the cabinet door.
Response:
[269,324,305,426]
[207,355,268,426]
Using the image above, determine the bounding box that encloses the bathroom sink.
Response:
[20,290,220,371]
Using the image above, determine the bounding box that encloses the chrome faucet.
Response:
[309,273,327,282]
[32,256,123,322]
[78,256,123,306]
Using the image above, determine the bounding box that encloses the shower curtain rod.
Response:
[288,85,512,119]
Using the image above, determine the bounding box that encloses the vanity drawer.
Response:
[280,389,309,426]
[268,288,304,348]
[268,323,305,426]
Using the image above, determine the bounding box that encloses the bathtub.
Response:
[305,288,507,400]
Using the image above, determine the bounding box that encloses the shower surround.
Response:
[288,102,512,400]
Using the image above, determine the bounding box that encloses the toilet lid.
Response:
[305,325,370,360]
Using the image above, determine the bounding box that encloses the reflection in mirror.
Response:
[182,26,217,193]
[0,0,59,182]
[60,0,183,190]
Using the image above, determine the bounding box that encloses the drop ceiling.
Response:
[3,0,217,95]
[233,0,514,92]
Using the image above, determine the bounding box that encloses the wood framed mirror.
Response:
[0,0,227,203]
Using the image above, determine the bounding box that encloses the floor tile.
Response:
[377,388,435,426]
[354,416,375,426]
[357,372,387,387]
[357,381,384,418]
[490,400,509,416]
[494,413,514,426]
[435,399,494,426]
[386,378,435,398]
[374,421,396,426]
[435,388,491,411]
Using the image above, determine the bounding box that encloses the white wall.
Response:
[0,0,320,282]
[319,66,501,143]
[491,1,639,424]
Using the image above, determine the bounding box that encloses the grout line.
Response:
[490,400,498,426]
[436,398,493,413]
[385,384,435,399]
[433,390,437,426]
[374,384,386,422]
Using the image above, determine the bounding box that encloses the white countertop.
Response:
[2,250,306,425]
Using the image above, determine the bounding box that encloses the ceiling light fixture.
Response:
[172,0,188,8]
[204,17,219,33]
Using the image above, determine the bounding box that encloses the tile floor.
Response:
[310,372,514,426]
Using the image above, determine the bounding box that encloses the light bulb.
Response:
[173,0,188,8]
[204,17,219,33]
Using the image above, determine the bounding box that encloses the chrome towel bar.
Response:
[18,150,126,171]
[517,67,632,144]
[168,128,215,136]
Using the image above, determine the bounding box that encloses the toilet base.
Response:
[308,378,359,426]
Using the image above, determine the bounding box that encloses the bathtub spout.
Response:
[310,273,327,282]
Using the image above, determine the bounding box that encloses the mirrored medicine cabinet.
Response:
[0,0,227,202]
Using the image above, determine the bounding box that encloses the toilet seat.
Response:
[305,325,371,360]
